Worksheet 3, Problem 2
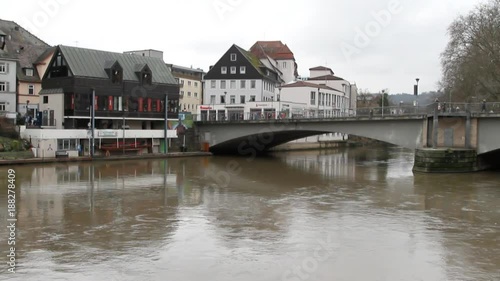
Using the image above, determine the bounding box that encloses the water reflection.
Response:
[0,147,499,281]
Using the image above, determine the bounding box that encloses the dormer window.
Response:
[48,50,70,78]
[104,60,123,83]
[25,68,34,77]
[142,72,152,85]
[0,32,5,50]
[112,69,122,83]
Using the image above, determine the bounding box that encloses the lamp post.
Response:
[381,89,385,117]
[414,78,420,112]
[224,91,227,121]
[278,87,281,118]
[317,87,320,118]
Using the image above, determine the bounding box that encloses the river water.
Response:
[0,146,499,281]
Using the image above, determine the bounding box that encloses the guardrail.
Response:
[194,102,500,123]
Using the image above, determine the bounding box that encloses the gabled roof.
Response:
[233,44,279,79]
[249,41,295,60]
[308,74,345,81]
[281,81,344,93]
[55,45,177,84]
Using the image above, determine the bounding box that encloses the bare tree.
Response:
[440,0,500,102]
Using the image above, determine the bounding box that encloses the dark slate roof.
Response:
[233,44,279,79]
[58,45,177,85]
[0,19,52,82]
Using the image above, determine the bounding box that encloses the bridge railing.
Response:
[193,102,500,122]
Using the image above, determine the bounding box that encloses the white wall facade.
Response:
[39,92,64,128]
[203,79,278,106]
[277,59,296,83]
[0,59,17,116]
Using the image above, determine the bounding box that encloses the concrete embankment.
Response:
[0,152,212,166]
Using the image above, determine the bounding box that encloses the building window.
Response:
[240,66,246,74]
[180,79,184,85]
[28,85,34,95]
[230,53,237,61]
[57,139,77,150]
[194,82,198,87]
[240,80,246,89]
[221,66,227,74]
[250,80,256,89]
[230,66,236,74]
[220,80,226,89]
[282,62,287,68]
[0,102,5,111]
[249,95,256,102]
[240,95,245,104]
[230,80,236,89]
[188,81,192,86]
[0,63,7,73]
[194,92,198,98]
[43,96,49,104]
[210,95,216,104]
[310,91,316,105]
[25,68,34,76]
[188,92,192,97]
[211,80,216,88]
[221,95,226,104]
[0,81,7,92]
[230,95,235,104]
[180,91,184,96]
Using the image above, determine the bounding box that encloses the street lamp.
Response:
[381,89,385,117]
[413,78,420,113]
[317,87,320,118]
[278,87,281,118]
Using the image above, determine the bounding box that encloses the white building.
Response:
[0,29,18,121]
[200,44,282,121]
[249,41,298,84]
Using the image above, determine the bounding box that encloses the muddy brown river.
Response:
[0,146,499,280]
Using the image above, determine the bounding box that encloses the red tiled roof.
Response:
[249,41,295,60]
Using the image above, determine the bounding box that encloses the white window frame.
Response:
[220,80,226,89]
[240,66,246,74]
[240,80,246,89]
[25,68,34,76]
[230,53,237,61]
[0,102,5,111]
[250,95,256,102]
[221,66,227,74]
[240,95,245,104]
[230,95,235,104]
[188,92,191,97]
[0,81,7,92]
[28,84,35,95]
[211,80,216,89]
[230,66,236,74]
[230,80,236,89]
[250,80,256,89]
[0,63,6,73]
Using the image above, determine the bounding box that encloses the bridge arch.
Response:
[197,117,424,154]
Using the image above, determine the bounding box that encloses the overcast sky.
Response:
[1,0,484,94]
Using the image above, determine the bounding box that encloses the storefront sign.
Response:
[98,130,118,137]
